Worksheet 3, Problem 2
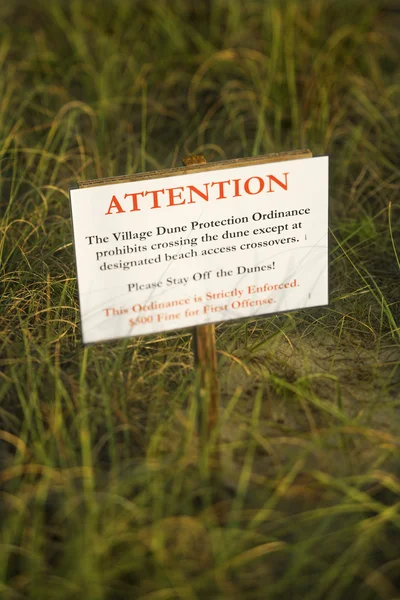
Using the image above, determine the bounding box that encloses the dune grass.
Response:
[0,0,399,598]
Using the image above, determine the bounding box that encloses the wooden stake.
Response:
[182,155,220,460]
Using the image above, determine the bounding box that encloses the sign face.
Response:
[70,154,329,344]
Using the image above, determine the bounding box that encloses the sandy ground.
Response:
[219,329,400,487]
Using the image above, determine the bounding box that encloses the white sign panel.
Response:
[70,156,329,344]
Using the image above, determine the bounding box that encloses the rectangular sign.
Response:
[70,152,329,344]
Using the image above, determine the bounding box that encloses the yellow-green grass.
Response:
[0,1,399,598]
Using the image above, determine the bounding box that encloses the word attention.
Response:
[105,172,289,215]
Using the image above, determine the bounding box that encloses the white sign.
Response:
[70,155,329,344]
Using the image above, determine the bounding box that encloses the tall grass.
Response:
[0,0,399,598]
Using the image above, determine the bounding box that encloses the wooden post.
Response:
[182,155,220,465]
[76,148,313,469]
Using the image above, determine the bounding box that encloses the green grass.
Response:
[1,0,400,598]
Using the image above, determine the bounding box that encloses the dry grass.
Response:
[0,1,399,598]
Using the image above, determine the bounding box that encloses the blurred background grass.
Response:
[0,1,399,598]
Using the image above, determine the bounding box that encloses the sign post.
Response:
[182,154,220,465]
[70,149,328,468]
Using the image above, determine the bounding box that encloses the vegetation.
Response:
[0,0,399,598]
